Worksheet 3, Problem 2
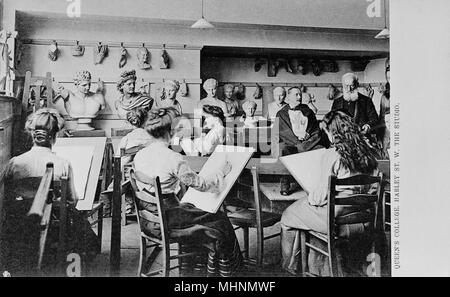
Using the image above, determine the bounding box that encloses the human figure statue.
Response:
[265,87,287,119]
[222,83,239,118]
[155,79,182,114]
[197,78,227,115]
[115,69,154,120]
[53,70,105,130]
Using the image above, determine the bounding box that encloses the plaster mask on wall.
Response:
[137,46,151,70]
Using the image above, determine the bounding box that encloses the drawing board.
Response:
[181,145,255,213]
[279,148,328,193]
[54,137,107,210]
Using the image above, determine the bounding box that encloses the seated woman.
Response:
[118,107,154,165]
[0,108,98,275]
[280,110,379,276]
[133,107,242,277]
[102,107,153,215]
[180,105,230,156]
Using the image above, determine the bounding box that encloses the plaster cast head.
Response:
[117,70,137,95]
[164,80,180,100]
[342,73,359,101]
[242,100,257,118]
[203,78,218,98]
[223,84,234,100]
[137,47,151,69]
[272,87,286,104]
[74,70,92,94]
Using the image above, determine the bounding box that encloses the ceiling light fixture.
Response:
[191,0,215,29]
[375,0,390,39]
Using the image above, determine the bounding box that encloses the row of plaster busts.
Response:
[52,69,185,130]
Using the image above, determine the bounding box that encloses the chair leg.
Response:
[121,194,127,226]
[138,237,146,277]
[97,207,103,253]
[242,227,249,259]
[328,241,338,277]
[256,227,263,267]
[163,242,171,277]
[300,231,307,275]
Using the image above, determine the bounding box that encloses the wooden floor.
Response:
[87,217,390,277]
[87,217,285,277]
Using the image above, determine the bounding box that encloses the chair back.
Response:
[22,71,53,114]
[129,169,169,246]
[1,163,69,274]
[327,173,384,239]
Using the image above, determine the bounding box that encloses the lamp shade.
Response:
[191,17,215,29]
[375,27,390,39]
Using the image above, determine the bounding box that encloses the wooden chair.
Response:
[227,166,282,267]
[21,71,53,114]
[299,174,384,277]
[1,163,69,275]
[128,169,209,277]
[111,145,146,226]
[109,145,147,275]
[377,160,390,231]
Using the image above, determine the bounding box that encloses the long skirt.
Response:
[137,192,242,277]
[280,197,371,276]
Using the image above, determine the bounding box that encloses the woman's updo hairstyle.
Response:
[143,107,180,139]
[25,108,65,147]
[126,108,148,128]
[202,104,225,125]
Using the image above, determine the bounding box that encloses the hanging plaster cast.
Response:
[137,46,151,70]
[48,41,59,61]
[94,43,108,65]
[160,48,170,69]
[72,41,85,56]
[119,45,128,68]
[179,79,189,97]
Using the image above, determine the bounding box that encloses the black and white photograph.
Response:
[0,0,449,282]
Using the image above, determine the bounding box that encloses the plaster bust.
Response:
[115,69,154,119]
[157,79,182,114]
[197,78,227,115]
[53,70,106,130]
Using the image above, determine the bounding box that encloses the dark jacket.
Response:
[331,93,379,129]
[276,104,325,152]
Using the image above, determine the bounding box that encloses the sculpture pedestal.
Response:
[75,117,95,131]
[69,129,106,137]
